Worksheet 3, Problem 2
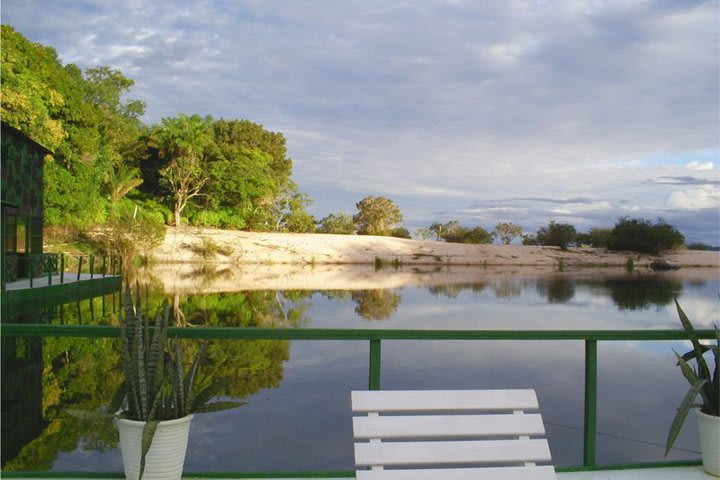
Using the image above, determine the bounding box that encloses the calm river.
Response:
[2,265,718,472]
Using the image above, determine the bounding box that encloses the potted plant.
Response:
[665,299,719,476]
[112,285,243,480]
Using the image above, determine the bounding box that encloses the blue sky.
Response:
[3,0,719,243]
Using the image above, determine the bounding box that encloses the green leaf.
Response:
[665,379,707,457]
[190,380,229,413]
[108,381,127,415]
[185,341,208,410]
[139,420,159,480]
[675,299,711,386]
[193,401,246,414]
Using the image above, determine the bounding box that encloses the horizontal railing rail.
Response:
[1,325,713,477]
[2,254,122,289]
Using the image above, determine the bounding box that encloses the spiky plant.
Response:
[111,284,243,480]
[664,299,719,457]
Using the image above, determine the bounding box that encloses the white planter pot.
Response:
[697,410,720,477]
[116,414,193,480]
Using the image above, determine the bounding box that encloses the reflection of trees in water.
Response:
[583,276,683,311]
[170,290,312,328]
[2,289,297,470]
[2,335,122,471]
[536,278,576,304]
[427,283,488,299]
[492,278,526,298]
[351,290,402,320]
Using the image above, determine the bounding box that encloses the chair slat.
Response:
[352,389,538,412]
[354,438,552,466]
[356,465,557,480]
[353,413,546,438]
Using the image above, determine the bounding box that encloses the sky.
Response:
[3,0,719,244]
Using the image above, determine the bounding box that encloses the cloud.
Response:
[650,176,720,186]
[687,161,714,171]
[667,185,720,210]
[2,0,719,243]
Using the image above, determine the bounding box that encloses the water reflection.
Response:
[536,278,576,304]
[2,266,717,472]
[351,290,402,320]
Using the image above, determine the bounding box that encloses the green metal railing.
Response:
[1,325,711,477]
[2,254,122,289]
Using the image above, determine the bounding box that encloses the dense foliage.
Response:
[607,217,685,254]
[535,221,577,250]
[425,220,493,244]
[353,196,403,236]
[1,25,313,250]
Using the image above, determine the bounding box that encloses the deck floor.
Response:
[4,273,118,291]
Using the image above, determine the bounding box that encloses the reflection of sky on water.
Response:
[4,273,717,472]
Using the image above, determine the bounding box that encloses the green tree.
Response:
[354,196,403,236]
[153,114,214,227]
[493,222,523,245]
[463,226,493,244]
[536,221,577,250]
[390,226,411,239]
[318,213,356,234]
[607,217,685,254]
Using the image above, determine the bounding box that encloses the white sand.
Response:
[146,227,719,293]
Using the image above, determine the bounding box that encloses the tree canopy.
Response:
[1,26,314,243]
[353,196,403,236]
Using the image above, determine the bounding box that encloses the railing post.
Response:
[90,255,94,279]
[369,338,382,390]
[29,257,34,288]
[77,256,83,281]
[584,339,598,467]
[102,256,106,277]
[60,254,65,284]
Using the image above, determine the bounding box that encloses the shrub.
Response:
[536,221,577,250]
[576,228,612,248]
[607,217,685,254]
[190,209,246,230]
[390,226,411,239]
[317,213,356,234]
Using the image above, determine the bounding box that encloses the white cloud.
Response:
[667,186,720,210]
[687,161,715,171]
[2,0,719,242]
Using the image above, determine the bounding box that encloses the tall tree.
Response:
[493,222,523,245]
[354,196,403,236]
[154,114,214,226]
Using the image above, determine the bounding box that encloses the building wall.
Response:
[1,123,51,278]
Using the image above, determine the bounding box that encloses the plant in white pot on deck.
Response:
[665,299,719,477]
[112,285,243,480]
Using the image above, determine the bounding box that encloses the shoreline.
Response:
[151,226,719,268]
[145,227,719,294]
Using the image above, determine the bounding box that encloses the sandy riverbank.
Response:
[152,227,719,268]
[145,228,719,293]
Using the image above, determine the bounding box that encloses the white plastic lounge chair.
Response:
[351,389,557,480]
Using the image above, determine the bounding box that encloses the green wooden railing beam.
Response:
[369,338,381,390]
[584,339,598,467]
[1,325,715,341]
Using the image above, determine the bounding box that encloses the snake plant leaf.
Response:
[137,310,148,420]
[675,298,711,386]
[194,401,246,413]
[146,305,168,396]
[678,344,714,363]
[109,381,127,415]
[675,351,712,410]
[139,419,159,480]
[665,378,707,457]
[175,340,186,416]
[190,380,230,413]
[185,341,208,410]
